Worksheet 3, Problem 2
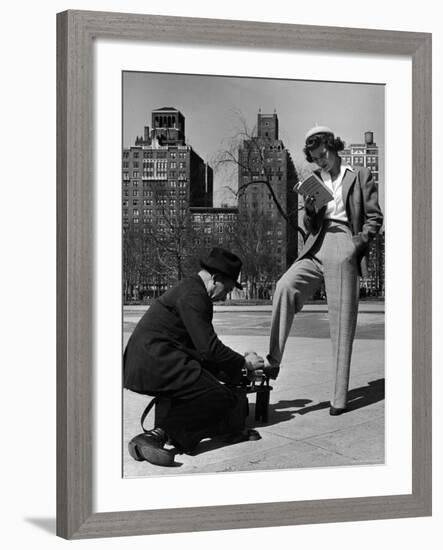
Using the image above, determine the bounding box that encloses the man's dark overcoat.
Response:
[123,274,245,395]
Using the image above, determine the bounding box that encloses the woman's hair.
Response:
[303,133,345,163]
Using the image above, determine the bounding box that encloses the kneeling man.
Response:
[123,247,264,466]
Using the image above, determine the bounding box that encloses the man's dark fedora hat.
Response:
[200,247,243,289]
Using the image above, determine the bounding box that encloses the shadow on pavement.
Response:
[173,380,384,457]
[190,437,247,456]
[278,378,385,418]
[253,398,313,427]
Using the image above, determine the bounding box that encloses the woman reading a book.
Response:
[265,126,383,415]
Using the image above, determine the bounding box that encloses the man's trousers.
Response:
[152,368,248,453]
[269,221,360,409]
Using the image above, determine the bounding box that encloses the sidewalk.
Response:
[125,300,385,314]
[123,307,384,477]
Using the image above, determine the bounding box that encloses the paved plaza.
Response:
[123,302,385,477]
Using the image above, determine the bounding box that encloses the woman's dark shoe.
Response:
[263,365,280,380]
[128,428,177,467]
[263,356,280,380]
[329,406,346,416]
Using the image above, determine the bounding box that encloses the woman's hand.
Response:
[304,194,316,215]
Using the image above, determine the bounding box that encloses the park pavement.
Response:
[123,302,385,477]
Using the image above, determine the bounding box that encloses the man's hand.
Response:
[304,194,316,215]
[244,352,265,382]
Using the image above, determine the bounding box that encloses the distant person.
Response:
[266,126,383,414]
[124,247,265,466]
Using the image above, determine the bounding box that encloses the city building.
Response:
[361,230,385,297]
[340,131,380,185]
[123,107,213,231]
[237,111,299,274]
[122,107,213,299]
[190,207,238,249]
[340,131,383,296]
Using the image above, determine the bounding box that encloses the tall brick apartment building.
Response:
[237,112,299,274]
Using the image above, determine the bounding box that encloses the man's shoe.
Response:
[329,406,346,416]
[128,429,177,467]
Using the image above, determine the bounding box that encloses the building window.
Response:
[133,151,139,158]
[133,190,139,197]
[133,171,139,178]
[123,151,129,158]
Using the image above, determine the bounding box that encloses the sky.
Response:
[123,71,385,209]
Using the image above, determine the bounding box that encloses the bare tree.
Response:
[230,210,282,299]
[212,115,307,241]
[123,180,204,302]
[141,180,202,284]
[123,228,144,302]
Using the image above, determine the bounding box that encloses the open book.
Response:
[293,172,334,209]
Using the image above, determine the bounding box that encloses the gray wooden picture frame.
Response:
[57,9,432,540]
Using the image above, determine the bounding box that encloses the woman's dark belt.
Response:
[324,218,350,228]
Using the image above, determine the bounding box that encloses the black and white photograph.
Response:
[122,71,385,477]
[2,0,439,544]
